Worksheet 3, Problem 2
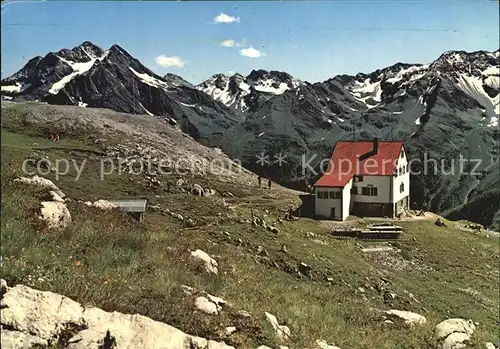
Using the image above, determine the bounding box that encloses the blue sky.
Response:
[1,0,499,84]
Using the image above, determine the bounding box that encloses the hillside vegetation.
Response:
[1,102,499,348]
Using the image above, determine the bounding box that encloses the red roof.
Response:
[314,141,405,187]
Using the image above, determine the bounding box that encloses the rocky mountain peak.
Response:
[108,44,132,58]
[163,73,194,88]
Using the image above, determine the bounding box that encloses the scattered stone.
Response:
[176,179,185,187]
[237,310,251,318]
[195,296,219,315]
[176,213,184,221]
[435,218,447,227]
[225,326,237,335]
[191,184,204,196]
[257,246,269,257]
[305,232,316,238]
[204,188,216,196]
[384,310,427,326]
[39,201,71,229]
[91,199,118,210]
[315,339,341,349]
[180,285,195,296]
[190,249,219,275]
[186,218,196,227]
[269,226,279,234]
[265,312,291,343]
[298,262,313,278]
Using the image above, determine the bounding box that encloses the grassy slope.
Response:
[1,106,499,348]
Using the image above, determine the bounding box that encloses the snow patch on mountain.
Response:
[351,78,382,105]
[253,81,290,94]
[129,67,170,91]
[456,74,499,115]
[488,116,498,127]
[139,103,154,116]
[198,70,302,112]
[202,83,239,107]
[49,52,108,94]
[386,64,430,84]
[482,66,499,76]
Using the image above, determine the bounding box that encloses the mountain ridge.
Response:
[2,41,499,229]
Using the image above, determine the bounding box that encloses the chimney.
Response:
[359,137,379,161]
[372,137,378,155]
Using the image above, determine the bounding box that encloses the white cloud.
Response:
[220,39,236,47]
[214,13,240,24]
[220,39,244,48]
[155,55,186,68]
[239,47,265,58]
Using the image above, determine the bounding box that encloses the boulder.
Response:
[264,312,291,343]
[14,175,65,198]
[195,296,219,315]
[384,310,427,326]
[190,249,219,275]
[0,283,234,349]
[441,332,470,349]
[39,201,71,229]
[435,318,476,339]
[484,343,496,349]
[225,327,237,335]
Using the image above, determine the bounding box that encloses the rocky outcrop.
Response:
[0,279,234,349]
[435,318,476,349]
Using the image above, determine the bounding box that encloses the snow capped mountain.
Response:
[1,43,499,228]
[1,41,239,140]
[197,69,303,113]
